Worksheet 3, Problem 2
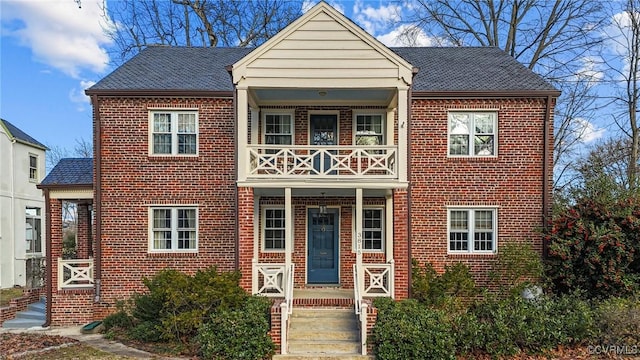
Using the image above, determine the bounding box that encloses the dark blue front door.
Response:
[307,208,339,284]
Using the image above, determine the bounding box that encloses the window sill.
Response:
[147,252,198,258]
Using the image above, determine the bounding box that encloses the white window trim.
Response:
[352,206,385,253]
[148,110,199,156]
[446,206,498,254]
[447,111,498,157]
[262,112,295,145]
[148,206,199,253]
[262,206,286,253]
[25,207,42,254]
[353,112,386,146]
[28,153,38,182]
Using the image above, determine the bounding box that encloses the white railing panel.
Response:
[58,258,94,290]
[362,263,394,297]
[248,145,397,179]
[254,263,286,297]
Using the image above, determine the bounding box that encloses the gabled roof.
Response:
[0,118,47,150]
[86,46,558,95]
[39,158,93,187]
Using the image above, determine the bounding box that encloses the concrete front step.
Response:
[272,355,374,360]
[286,307,362,358]
[2,297,46,329]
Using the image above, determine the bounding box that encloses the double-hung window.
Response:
[151,111,198,155]
[448,208,497,253]
[448,112,497,156]
[355,114,384,146]
[263,208,285,251]
[29,154,38,181]
[25,207,42,253]
[362,208,384,251]
[264,114,293,152]
[150,207,197,252]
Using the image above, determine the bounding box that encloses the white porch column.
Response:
[397,87,409,183]
[386,107,395,146]
[237,87,249,182]
[385,194,393,262]
[355,188,363,292]
[285,187,292,266]
[253,196,260,260]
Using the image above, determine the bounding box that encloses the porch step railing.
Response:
[353,263,368,355]
[248,145,397,178]
[363,261,395,298]
[280,263,294,355]
[58,258,94,290]
[253,261,286,297]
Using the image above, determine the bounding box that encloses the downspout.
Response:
[43,188,52,327]
[406,67,418,299]
[226,65,240,271]
[542,95,552,258]
[91,94,102,302]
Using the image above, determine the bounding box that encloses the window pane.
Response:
[177,114,196,133]
[178,209,196,229]
[449,232,468,251]
[475,114,494,134]
[450,114,470,134]
[474,135,494,156]
[450,211,468,230]
[474,210,493,230]
[153,209,171,229]
[474,232,493,251]
[153,134,172,154]
[153,113,171,132]
[154,231,172,249]
[449,135,469,155]
[178,134,197,154]
[264,209,285,250]
[178,231,196,249]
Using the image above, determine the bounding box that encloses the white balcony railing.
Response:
[362,261,395,298]
[247,145,397,179]
[252,261,286,297]
[58,258,94,290]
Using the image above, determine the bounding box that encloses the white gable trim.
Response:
[231,2,414,88]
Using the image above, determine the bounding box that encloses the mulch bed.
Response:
[0,333,78,358]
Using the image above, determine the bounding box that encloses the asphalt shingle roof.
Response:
[0,118,47,149]
[87,46,557,94]
[40,158,93,186]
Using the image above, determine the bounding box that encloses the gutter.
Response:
[406,69,417,299]
[542,95,553,257]
[91,94,103,302]
[412,90,561,99]
[84,89,234,98]
[42,188,52,327]
[226,65,240,271]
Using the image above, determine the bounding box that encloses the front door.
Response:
[310,114,337,174]
[307,208,339,284]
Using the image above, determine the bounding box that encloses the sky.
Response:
[0,0,618,175]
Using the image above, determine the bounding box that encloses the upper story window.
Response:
[26,207,42,253]
[149,207,198,252]
[150,111,198,156]
[263,208,285,251]
[355,114,384,146]
[448,112,497,156]
[448,208,497,253]
[29,154,38,181]
[264,114,293,147]
[362,208,384,251]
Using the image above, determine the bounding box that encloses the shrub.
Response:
[545,196,640,299]
[489,243,543,296]
[371,298,456,360]
[197,296,274,360]
[594,296,640,346]
[411,260,477,313]
[102,310,133,331]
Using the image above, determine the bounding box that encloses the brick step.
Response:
[272,355,374,360]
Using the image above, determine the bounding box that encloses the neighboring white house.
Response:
[0,118,47,289]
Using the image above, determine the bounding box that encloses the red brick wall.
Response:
[409,98,551,288]
[95,97,237,310]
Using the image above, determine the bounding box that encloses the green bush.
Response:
[197,296,274,360]
[411,260,477,313]
[489,243,543,296]
[372,298,456,360]
[451,293,595,357]
[594,296,640,346]
[545,196,640,299]
[102,310,133,331]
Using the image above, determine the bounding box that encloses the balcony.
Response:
[247,145,397,179]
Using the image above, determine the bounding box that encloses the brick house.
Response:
[39,2,557,355]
